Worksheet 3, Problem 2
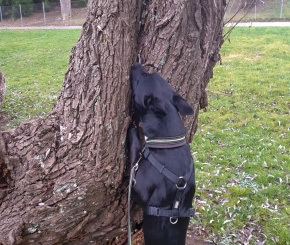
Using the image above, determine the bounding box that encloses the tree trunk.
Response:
[0,71,5,108]
[60,0,71,21]
[0,0,226,244]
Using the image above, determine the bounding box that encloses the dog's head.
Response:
[130,63,193,137]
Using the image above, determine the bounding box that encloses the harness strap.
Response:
[172,187,184,218]
[142,147,194,220]
[144,206,195,218]
[143,147,180,183]
[143,147,193,185]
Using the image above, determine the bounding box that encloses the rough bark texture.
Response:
[0,71,5,108]
[0,0,226,244]
[60,0,71,20]
[138,0,225,142]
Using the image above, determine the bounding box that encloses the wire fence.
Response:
[0,1,87,27]
[225,0,290,23]
[0,0,289,28]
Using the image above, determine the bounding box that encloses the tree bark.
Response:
[60,0,71,21]
[0,0,226,244]
[0,71,5,108]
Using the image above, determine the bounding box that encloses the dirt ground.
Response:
[186,225,211,245]
[109,225,211,245]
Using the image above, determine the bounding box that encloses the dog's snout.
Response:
[130,62,147,82]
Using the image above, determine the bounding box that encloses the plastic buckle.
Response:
[189,208,195,217]
[149,207,160,216]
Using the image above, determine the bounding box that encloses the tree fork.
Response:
[0,1,226,244]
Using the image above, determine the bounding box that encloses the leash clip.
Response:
[133,154,142,171]
[132,178,136,187]
[133,162,139,172]
[131,154,142,187]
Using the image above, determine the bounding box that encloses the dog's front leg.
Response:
[127,124,142,167]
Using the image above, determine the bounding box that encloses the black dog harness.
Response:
[127,136,195,245]
[142,146,194,221]
[143,135,194,219]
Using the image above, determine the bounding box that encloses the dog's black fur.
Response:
[128,63,195,245]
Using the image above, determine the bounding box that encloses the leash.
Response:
[128,154,142,245]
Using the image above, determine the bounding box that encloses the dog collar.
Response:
[145,135,186,148]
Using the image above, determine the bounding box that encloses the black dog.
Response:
[128,63,196,245]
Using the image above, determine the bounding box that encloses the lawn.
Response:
[0,28,289,245]
[0,30,81,126]
[191,28,289,244]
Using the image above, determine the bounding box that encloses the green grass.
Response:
[0,30,81,126]
[191,28,290,245]
[0,28,289,244]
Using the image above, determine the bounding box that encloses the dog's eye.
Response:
[147,96,152,104]
[144,95,152,108]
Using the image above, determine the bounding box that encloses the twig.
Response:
[223,0,257,41]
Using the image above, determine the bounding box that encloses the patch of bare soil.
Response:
[186,225,211,245]
[108,225,211,245]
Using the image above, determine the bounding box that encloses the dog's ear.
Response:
[173,92,194,116]
[143,95,167,116]
[135,94,166,117]
[151,96,167,116]
[134,92,147,112]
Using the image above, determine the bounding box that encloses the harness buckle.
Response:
[176,176,187,190]
[148,207,160,216]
